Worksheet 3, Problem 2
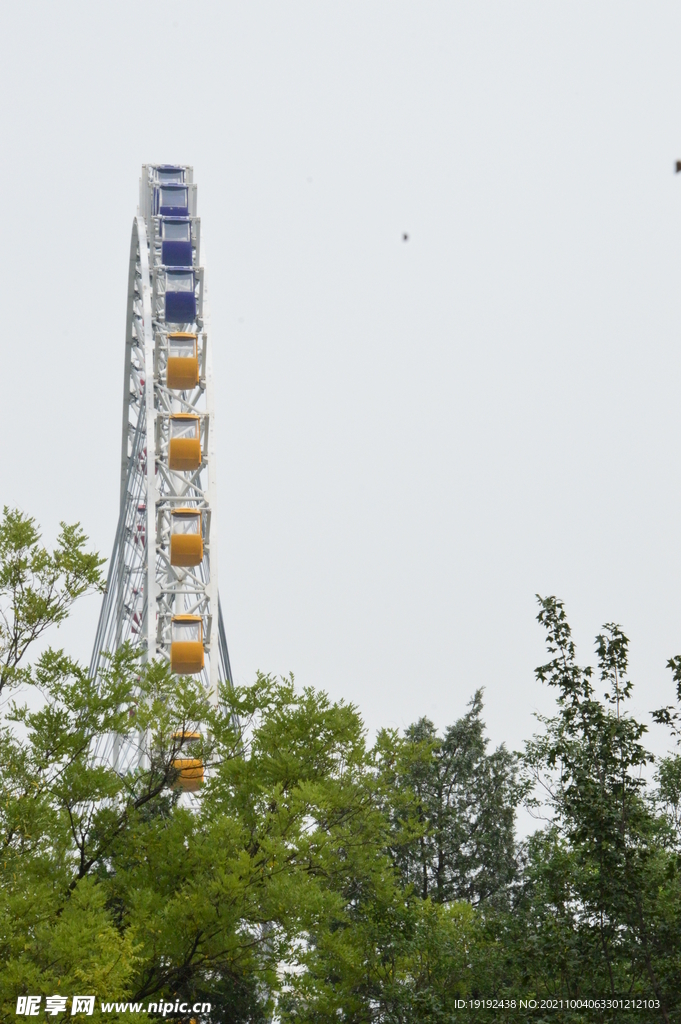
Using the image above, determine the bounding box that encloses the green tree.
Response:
[7,505,681,1023]
[0,507,104,696]
[655,753,681,840]
[279,694,522,1023]
[279,892,478,1023]
[653,655,681,845]
[516,597,681,1020]
[0,648,396,1018]
[374,691,523,907]
[0,507,409,1021]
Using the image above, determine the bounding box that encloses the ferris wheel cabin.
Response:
[164,269,197,323]
[170,615,205,674]
[166,333,199,390]
[170,509,203,566]
[160,218,193,267]
[169,413,201,470]
[155,182,189,217]
[171,731,204,792]
[153,165,185,184]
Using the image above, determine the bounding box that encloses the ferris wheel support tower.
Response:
[91,165,232,773]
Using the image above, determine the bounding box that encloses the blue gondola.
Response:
[165,269,196,322]
[155,165,185,183]
[161,218,192,267]
[155,184,189,217]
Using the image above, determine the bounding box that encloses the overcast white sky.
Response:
[3,2,681,761]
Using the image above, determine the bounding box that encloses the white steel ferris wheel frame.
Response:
[91,165,232,773]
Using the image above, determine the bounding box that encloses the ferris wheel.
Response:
[90,165,232,776]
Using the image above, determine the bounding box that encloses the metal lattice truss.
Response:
[91,166,232,772]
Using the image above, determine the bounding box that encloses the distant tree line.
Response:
[1,506,680,1022]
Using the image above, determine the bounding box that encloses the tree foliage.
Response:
[374,691,524,908]
[0,507,104,696]
[510,598,681,1020]
[2,507,681,1022]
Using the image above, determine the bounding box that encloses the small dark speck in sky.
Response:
[402,233,409,241]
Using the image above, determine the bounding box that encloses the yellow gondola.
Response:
[169,414,201,471]
[171,730,203,792]
[166,333,199,390]
[170,509,203,566]
[170,615,204,674]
